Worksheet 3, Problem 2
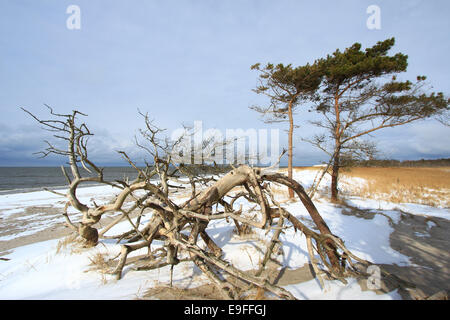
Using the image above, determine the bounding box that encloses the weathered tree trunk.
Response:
[26,106,371,300]
[185,166,254,210]
[263,173,341,273]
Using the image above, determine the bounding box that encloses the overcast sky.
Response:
[0,0,449,166]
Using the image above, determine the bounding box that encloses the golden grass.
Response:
[56,233,79,254]
[289,166,450,207]
[339,167,450,207]
[259,166,450,206]
[87,252,111,285]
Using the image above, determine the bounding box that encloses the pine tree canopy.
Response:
[318,38,408,93]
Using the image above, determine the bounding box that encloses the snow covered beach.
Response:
[0,168,448,300]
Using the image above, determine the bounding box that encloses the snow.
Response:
[0,185,122,212]
[0,239,206,299]
[346,197,450,220]
[0,169,448,300]
[0,185,124,241]
[284,277,401,300]
[291,169,449,220]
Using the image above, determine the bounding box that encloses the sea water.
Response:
[0,167,139,195]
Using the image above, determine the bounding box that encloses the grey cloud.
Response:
[374,121,450,160]
[0,122,145,166]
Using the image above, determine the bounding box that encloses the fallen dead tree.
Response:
[24,106,374,300]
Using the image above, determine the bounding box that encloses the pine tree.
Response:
[310,38,449,201]
[250,62,322,198]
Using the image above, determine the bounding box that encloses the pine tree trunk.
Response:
[332,95,341,202]
[287,100,294,199]
[331,148,340,201]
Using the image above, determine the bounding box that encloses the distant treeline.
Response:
[347,158,450,167]
[178,163,233,176]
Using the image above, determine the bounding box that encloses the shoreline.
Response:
[0,184,122,254]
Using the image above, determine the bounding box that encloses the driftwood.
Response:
[24,106,371,300]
